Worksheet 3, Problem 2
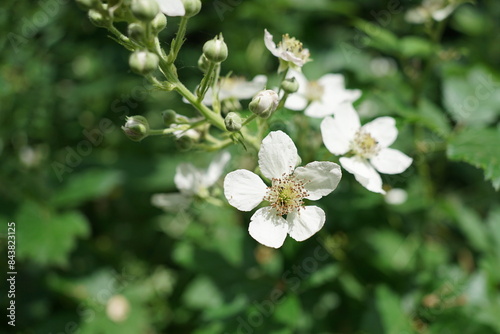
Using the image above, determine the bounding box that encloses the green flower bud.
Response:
[202,34,228,63]
[88,9,111,28]
[122,116,150,142]
[224,112,242,132]
[129,50,159,75]
[197,54,210,73]
[162,110,177,126]
[249,90,279,119]
[76,0,99,10]
[281,77,299,94]
[181,0,202,17]
[151,13,167,34]
[128,23,145,43]
[176,135,194,151]
[130,0,159,21]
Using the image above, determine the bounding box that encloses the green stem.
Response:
[196,61,217,101]
[168,16,189,63]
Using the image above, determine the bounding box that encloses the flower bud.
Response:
[176,135,194,151]
[130,0,160,21]
[122,116,150,142]
[202,34,228,63]
[281,77,299,94]
[162,110,177,126]
[129,51,159,75]
[88,9,111,28]
[128,23,145,43]
[224,112,242,132]
[249,90,279,118]
[181,0,202,17]
[151,13,167,34]
[197,54,210,73]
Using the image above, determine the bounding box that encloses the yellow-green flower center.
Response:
[351,130,380,158]
[305,81,324,102]
[278,34,310,63]
[264,173,309,216]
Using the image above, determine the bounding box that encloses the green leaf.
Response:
[447,128,500,190]
[16,201,90,266]
[274,294,302,327]
[51,169,123,208]
[441,197,490,252]
[442,66,500,127]
[376,285,413,334]
[416,99,452,137]
[400,36,435,58]
[354,20,399,54]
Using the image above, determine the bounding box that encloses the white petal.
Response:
[371,148,413,174]
[175,163,201,196]
[319,74,361,107]
[285,93,308,111]
[340,156,385,194]
[362,117,398,148]
[304,101,334,118]
[249,207,289,248]
[224,170,267,211]
[232,75,268,99]
[294,161,342,200]
[204,151,231,187]
[155,0,185,16]
[264,29,280,57]
[287,206,325,242]
[258,131,301,180]
[432,4,456,21]
[320,103,360,155]
[385,188,408,205]
[151,193,191,212]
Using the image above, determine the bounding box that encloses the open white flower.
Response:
[405,0,460,24]
[264,29,311,72]
[152,151,230,211]
[155,0,185,16]
[321,103,412,194]
[224,131,342,248]
[285,69,361,118]
[201,75,267,107]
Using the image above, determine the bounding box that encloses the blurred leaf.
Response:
[354,20,399,54]
[451,5,492,36]
[447,128,500,190]
[16,201,89,266]
[274,294,302,327]
[442,66,500,127]
[400,36,435,58]
[182,276,223,310]
[416,99,451,137]
[51,169,123,208]
[442,197,490,252]
[367,229,418,272]
[376,285,413,334]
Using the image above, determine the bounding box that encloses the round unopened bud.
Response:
[249,90,279,118]
[151,13,167,33]
[128,23,145,43]
[281,77,299,94]
[76,0,99,10]
[176,135,194,151]
[162,110,177,126]
[181,0,202,17]
[202,34,228,63]
[197,54,210,73]
[225,112,242,132]
[130,0,160,21]
[122,116,150,142]
[129,51,159,75]
[88,9,111,28]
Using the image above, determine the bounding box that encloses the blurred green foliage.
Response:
[1,0,500,333]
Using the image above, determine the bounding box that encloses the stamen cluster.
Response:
[351,130,380,159]
[264,172,309,216]
[279,34,310,63]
